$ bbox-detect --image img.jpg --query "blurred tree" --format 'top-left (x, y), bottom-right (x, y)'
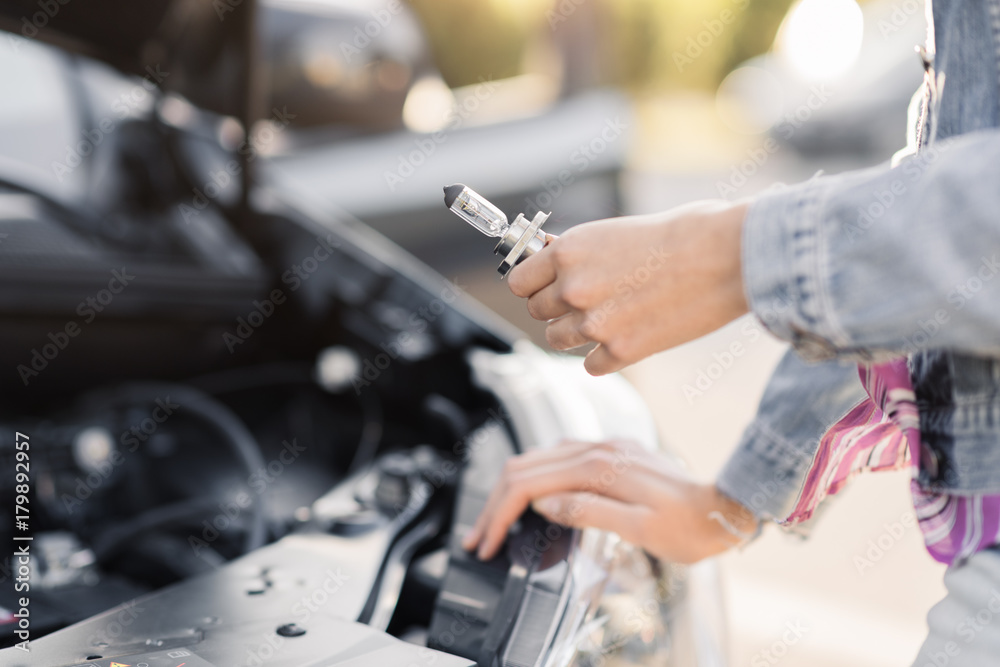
top-left (407, 0), bottom-right (548, 86)
top-left (723, 0), bottom-right (797, 76)
top-left (406, 0), bottom-right (800, 92)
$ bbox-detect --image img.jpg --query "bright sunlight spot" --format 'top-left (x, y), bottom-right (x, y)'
top-left (777, 0), bottom-right (864, 82)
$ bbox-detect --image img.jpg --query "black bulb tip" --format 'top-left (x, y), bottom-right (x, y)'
top-left (443, 183), bottom-right (466, 209)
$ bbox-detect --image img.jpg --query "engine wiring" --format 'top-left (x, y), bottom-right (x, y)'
top-left (79, 382), bottom-right (270, 556)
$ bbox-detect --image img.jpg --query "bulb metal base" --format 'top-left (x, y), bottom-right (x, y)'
top-left (494, 211), bottom-right (549, 278)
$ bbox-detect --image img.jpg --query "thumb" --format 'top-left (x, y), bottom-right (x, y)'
top-left (532, 492), bottom-right (648, 545)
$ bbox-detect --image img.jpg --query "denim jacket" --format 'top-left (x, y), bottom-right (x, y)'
top-left (717, 0), bottom-right (1000, 519)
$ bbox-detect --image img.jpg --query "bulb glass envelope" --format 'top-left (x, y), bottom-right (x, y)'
top-left (444, 183), bottom-right (510, 237)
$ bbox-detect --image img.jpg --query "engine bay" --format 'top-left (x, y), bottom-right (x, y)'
top-left (0, 339), bottom-right (683, 667)
top-left (0, 345), bottom-right (503, 651)
top-left (0, 4), bottom-right (723, 662)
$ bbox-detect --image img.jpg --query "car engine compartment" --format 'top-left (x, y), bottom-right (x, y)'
top-left (0, 2), bottom-right (726, 664)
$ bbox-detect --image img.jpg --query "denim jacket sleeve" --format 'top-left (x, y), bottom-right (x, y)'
top-left (743, 128), bottom-right (1000, 362)
top-left (715, 348), bottom-right (867, 520)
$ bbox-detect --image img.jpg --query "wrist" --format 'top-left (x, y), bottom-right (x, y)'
top-left (696, 483), bottom-right (761, 552)
top-left (717, 201), bottom-right (750, 320)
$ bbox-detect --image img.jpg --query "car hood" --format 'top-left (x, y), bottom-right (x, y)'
top-left (0, 0), bottom-right (249, 118)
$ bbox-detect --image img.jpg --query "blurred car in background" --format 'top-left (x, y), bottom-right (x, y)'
top-left (0, 2), bottom-right (721, 667)
top-left (258, 0), bottom-right (632, 267)
top-left (260, 0), bottom-right (434, 133)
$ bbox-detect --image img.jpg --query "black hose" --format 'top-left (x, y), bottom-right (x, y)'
top-left (91, 496), bottom-right (221, 561)
top-left (345, 387), bottom-right (384, 476)
top-left (82, 383), bottom-right (269, 555)
top-left (190, 362), bottom-right (386, 477)
top-left (188, 362), bottom-right (314, 395)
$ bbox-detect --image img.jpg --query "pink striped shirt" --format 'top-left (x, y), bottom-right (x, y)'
top-left (781, 360), bottom-right (1000, 565)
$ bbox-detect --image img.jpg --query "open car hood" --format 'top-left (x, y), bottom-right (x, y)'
top-left (0, 0), bottom-right (251, 118)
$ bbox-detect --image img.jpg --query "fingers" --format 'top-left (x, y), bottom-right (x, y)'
top-left (532, 492), bottom-right (649, 545)
top-left (584, 343), bottom-right (627, 376)
top-left (465, 445), bottom-right (654, 560)
top-left (461, 437), bottom-right (750, 566)
top-left (526, 282), bottom-right (571, 322)
top-left (508, 244), bottom-right (557, 298)
top-left (544, 313), bottom-right (590, 350)
top-left (461, 440), bottom-right (598, 552)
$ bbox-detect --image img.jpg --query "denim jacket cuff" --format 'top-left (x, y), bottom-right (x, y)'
top-left (716, 420), bottom-right (817, 522)
top-left (742, 181), bottom-right (841, 361)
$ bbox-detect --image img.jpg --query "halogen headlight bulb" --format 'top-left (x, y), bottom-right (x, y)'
top-left (443, 183), bottom-right (550, 278)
